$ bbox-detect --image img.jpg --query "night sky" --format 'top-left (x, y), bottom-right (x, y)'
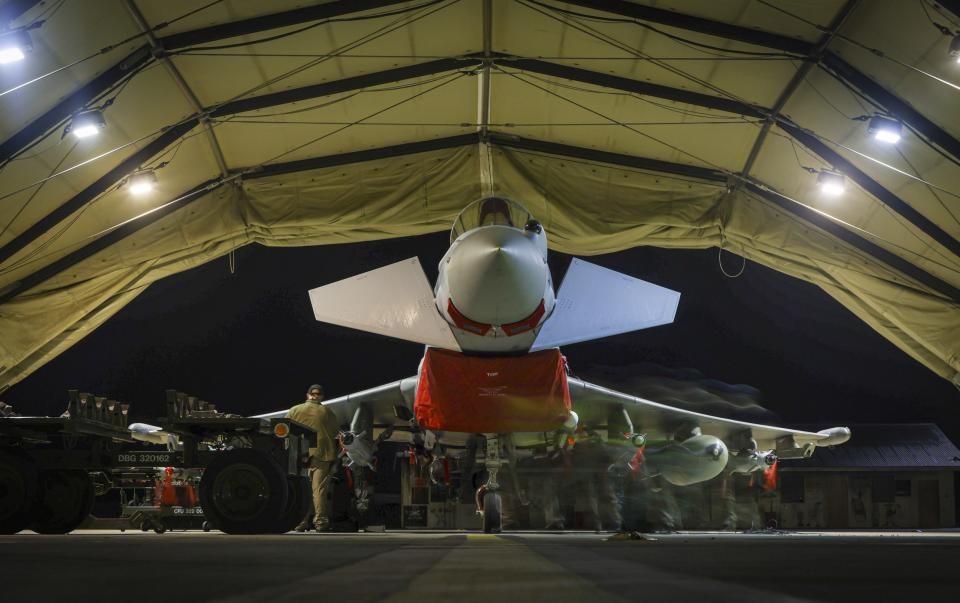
top-left (4, 231), bottom-right (959, 441)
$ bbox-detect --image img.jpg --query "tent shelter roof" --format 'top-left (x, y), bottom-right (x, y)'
top-left (0, 0), bottom-right (958, 391)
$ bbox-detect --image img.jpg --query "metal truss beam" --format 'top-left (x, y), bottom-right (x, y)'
top-left (246, 132), bottom-right (480, 179)
top-left (0, 119), bottom-right (198, 265)
top-left (505, 57), bottom-right (765, 118)
top-left (739, 1), bottom-right (858, 180)
top-left (0, 57), bottom-right (478, 265)
top-left (777, 118), bottom-right (960, 259)
top-left (0, 177), bottom-right (222, 305)
top-left (486, 132), bottom-right (727, 181)
top-left (560, 0), bottom-right (814, 54)
top-left (0, 0), bottom-right (410, 164)
top-left (745, 181), bottom-right (960, 302)
top-left (561, 0), bottom-right (960, 176)
top-left (210, 57), bottom-right (479, 118)
top-left (159, 0), bottom-right (411, 51)
top-left (5, 132), bottom-right (956, 305)
top-left (819, 54), bottom-right (960, 164)
top-left (502, 58), bottom-right (960, 259)
top-left (0, 133), bottom-right (481, 304)
top-left (491, 133), bottom-right (958, 302)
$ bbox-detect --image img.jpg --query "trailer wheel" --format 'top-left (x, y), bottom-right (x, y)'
top-left (31, 470), bottom-right (94, 534)
top-left (271, 476), bottom-right (310, 534)
top-left (0, 451), bottom-right (37, 534)
top-left (200, 449), bottom-right (289, 534)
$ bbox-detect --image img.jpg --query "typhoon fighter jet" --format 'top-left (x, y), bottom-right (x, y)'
top-left (261, 197), bottom-right (850, 532)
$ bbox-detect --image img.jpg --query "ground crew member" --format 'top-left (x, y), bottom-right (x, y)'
top-left (289, 384), bottom-right (340, 532)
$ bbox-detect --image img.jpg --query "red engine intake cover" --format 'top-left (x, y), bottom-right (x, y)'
top-left (414, 348), bottom-right (571, 433)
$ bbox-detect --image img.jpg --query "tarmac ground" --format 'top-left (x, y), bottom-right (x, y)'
top-left (1, 530), bottom-right (958, 602)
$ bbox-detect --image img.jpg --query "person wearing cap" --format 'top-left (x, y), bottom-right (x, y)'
top-left (288, 384), bottom-right (341, 532)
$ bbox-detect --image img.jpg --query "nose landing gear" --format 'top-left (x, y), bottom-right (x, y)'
top-left (476, 434), bottom-right (507, 534)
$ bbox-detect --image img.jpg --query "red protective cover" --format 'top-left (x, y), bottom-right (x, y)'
top-left (414, 348), bottom-right (572, 432)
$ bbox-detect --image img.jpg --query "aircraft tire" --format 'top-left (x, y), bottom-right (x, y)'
top-left (199, 448), bottom-right (289, 534)
top-left (0, 450), bottom-right (37, 534)
top-left (31, 470), bottom-right (94, 534)
top-left (482, 491), bottom-right (502, 534)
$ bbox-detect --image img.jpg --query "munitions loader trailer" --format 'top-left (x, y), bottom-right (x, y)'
top-left (0, 390), bottom-right (314, 535)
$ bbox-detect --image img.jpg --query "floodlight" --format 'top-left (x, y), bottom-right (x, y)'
top-left (817, 170), bottom-right (845, 197)
top-left (128, 170), bottom-right (158, 195)
top-left (867, 115), bottom-right (902, 144)
top-left (69, 110), bottom-right (106, 139)
top-left (951, 34), bottom-right (960, 63)
top-left (0, 29), bottom-right (31, 64)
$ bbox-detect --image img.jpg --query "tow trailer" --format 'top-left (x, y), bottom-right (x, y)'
top-left (0, 390), bottom-right (314, 534)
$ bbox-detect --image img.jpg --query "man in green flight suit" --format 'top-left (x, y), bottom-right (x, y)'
top-left (290, 384), bottom-right (341, 532)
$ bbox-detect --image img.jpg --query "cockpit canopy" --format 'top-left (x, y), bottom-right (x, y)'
top-left (450, 197), bottom-right (535, 244)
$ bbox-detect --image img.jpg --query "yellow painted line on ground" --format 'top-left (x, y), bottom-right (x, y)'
top-left (465, 533), bottom-right (505, 542)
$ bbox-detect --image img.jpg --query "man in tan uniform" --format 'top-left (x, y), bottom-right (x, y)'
top-left (289, 384), bottom-right (341, 532)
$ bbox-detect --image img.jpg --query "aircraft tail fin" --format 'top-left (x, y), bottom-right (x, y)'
top-left (531, 258), bottom-right (679, 351)
top-left (308, 257), bottom-right (461, 351)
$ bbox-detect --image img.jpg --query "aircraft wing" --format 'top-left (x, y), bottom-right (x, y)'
top-left (569, 377), bottom-right (850, 455)
top-left (254, 377), bottom-right (419, 427)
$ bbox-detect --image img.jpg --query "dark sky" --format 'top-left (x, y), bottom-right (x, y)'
top-left (4, 232), bottom-right (959, 440)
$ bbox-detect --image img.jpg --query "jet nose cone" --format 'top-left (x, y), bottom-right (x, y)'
top-left (446, 226), bottom-right (547, 325)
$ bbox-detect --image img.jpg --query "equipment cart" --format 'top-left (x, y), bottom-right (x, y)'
top-left (0, 390), bottom-right (314, 534)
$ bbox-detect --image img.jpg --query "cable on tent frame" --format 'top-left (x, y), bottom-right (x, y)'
top-left (500, 63), bottom-right (960, 281)
top-left (174, 51), bottom-right (800, 62)
top-left (0, 0), bottom-right (457, 199)
top-left (717, 247), bottom-right (746, 278)
top-left (763, 0), bottom-right (960, 94)
top-left (0, 0), bottom-right (454, 173)
top-left (0, 71), bottom-right (466, 275)
top-left (0, 0), bottom-right (223, 101)
top-left (817, 64), bottom-right (960, 173)
top-left (515, 0), bottom-right (757, 107)
top-left (167, 0), bottom-right (447, 55)
top-left (498, 68), bottom-right (759, 122)
top-left (523, 0), bottom-right (805, 59)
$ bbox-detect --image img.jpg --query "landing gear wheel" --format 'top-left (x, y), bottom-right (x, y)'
top-left (270, 476), bottom-right (310, 534)
top-left (482, 491), bottom-right (502, 534)
top-left (0, 451), bottom-right (36, 534)
top-left (199, 449), bottom-right (289, 534)
top-left (31, 470), bottom-right (94, 534)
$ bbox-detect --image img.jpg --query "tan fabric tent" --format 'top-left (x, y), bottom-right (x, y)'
top-left (0, 0), bottom-right (958, 392)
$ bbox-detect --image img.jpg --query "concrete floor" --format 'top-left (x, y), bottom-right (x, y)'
top-left (1, 531), bottom-right (958, 602)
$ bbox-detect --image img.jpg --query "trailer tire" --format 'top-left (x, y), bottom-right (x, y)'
top-left (272, 476), bottom-right (310, 534)
top-left (200, 449), bottom-right (289, 534)
top-left (0, 451), bottom-right (36, 534)
top-left (31, 470), bottom-right (94, 534)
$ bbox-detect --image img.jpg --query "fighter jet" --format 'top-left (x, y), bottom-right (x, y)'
top-left (260, 197), bottom-right (850, 532)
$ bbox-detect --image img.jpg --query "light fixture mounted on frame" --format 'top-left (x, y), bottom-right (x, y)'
top-left (127, 170), bottom-right (158, 196)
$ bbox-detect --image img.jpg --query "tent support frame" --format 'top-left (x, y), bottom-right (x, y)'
top-left (3, 133), bottom-right (957, 306)
top-left (561, 0), bottom-right (960, 170)
top-left (0, 1), bottom-right (412, 165)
